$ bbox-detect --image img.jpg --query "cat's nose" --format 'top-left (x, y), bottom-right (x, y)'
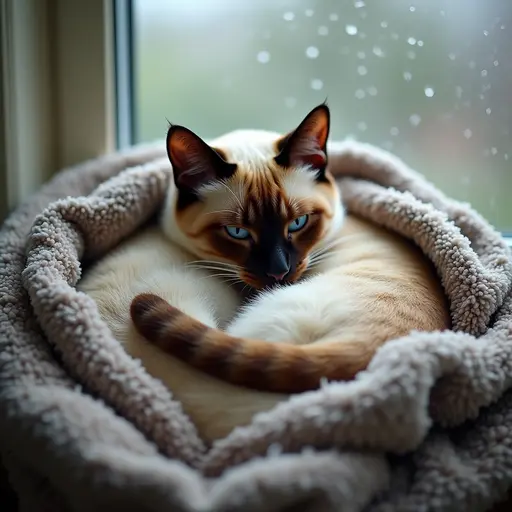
top-left (267, 246), bottom-right (290, 282)
top-left (267, 271), bottom-right (288, 281)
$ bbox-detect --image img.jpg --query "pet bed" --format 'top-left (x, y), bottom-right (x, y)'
top-left (1, 138), bottom-right (512, 511)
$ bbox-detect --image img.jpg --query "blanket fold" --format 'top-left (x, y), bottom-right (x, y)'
top-left (1, 138), bottom-right (511, 511)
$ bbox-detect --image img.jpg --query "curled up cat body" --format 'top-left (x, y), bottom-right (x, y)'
top-left (79, 104), bottom-right (450, 442)
top-left (132, 218), bottom-right (450, 394)
top-left (130, 104), bottom-right (451, 395)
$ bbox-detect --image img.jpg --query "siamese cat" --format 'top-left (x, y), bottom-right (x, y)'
top-left (80, 104), bottom-right (450, 442)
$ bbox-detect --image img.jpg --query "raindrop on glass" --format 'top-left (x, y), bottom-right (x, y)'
top-left (448, 53), bottom-right (456, 61)
top-left (407, 50), bottom-right (416, 60)
top-left (493, 60), bottom-right (499, 67)
top-left (354, 0), bottom-right (365, 8)
top-left (257, 51), bottom-right (270, 64)
top-left (409, 6), bottom-right (416, 12)
top-left (455, 86), bottom-right (463, 99)
top-left (409, 114), bottom-right (421, 126)
top-left (283, 12), bottom-right (295, 21)
top-left (310, 78), bottom-right (324, 90)
top-left (372, 46), bottom-right (385, 57)
top-left (407, 37), bottom-right (417, 45)
top-left (391, 32), bottom-right (399, 40)
top-left (403, 71), bottom-right (412, 81)
top-left (367, 86), bottom-right (378, 96)
top-left (305, 9), bottom-right (314, 17)
top-left (318, 25), bottom-right (329, 36)
top-left (285, 97), bottom-right (297, 108)
top-left (329, 13), bottom-right (339, 21)
top-left (357, 51), bottom-right (366, 59)
top-left (390, 127), bottom-right (400, 136)
top-left (417, 40), bottom-right (424, 47)
top-left (357, 121), bottom-right (367, 131)
top-left (380, 21), bottom-right (388, 28)
top-left (481, 70), bottom-right (488, 77)
top-left (491, 147), bottom-right (498, 155)
top-left (345, 24), bottom-right (358, 35)
top-left (440, 10), bottom-right (445, 16)
top-left (463, 128), bottom-right (472, 139)
top-left (306, 46), bottom-right (320, 59)
top-left (357, 65), bottom-right (368, 76)
top-left (355, 89), bottom-right (366, 99)
top-left (424, 87), bottom-right (435, 97)
top-left (486, 107), bottom-right (492, 115)
top-left (505, 154), bottom-right (509, 161)
top-left (483, 29), bottom-right (489, 36)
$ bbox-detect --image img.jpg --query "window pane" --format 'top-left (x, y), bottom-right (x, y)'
top-left (133, 0), bottom-right (511, 230)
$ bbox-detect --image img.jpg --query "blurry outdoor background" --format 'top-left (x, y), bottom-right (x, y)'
top-left (132, 0), bottom-right (511, 231)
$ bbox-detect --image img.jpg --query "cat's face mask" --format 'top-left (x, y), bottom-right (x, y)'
top-left (165, 104), bottom-right (343, 290)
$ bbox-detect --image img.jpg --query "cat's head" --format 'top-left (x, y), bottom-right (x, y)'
top-left (162, 104), bottom-right (344, 289)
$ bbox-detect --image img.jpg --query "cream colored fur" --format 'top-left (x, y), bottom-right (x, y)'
top-left (79, 129), bottom-right (342, 443)
top-left (78, 225), bottom-right (292, 443)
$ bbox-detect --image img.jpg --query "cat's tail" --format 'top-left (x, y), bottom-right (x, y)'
top-left (130, 293), bottom-right (378, 393)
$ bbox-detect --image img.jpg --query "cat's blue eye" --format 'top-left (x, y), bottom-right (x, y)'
top-left (288, 214), bottom-right (309, 233)
top-left (225, 226), bottom-right (251, 240)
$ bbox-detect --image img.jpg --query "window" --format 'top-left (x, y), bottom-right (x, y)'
top-left (129, 0), bottom-right (511, 232)
top-left (1, 0), bottom-right (115, 220)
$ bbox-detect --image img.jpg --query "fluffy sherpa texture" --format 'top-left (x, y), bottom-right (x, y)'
top-left (1, 139), bottom-right (512, 511)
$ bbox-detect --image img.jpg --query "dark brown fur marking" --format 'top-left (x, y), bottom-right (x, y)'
top-left (131, 294), bottom-right (206, 362)
top-left (130, 294), bottom-right (363, 393)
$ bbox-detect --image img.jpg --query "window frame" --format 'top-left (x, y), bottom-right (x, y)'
top-left (0, 0), bottom-right (116, 221)
top-left (113, 0), bottom-right (136, 148)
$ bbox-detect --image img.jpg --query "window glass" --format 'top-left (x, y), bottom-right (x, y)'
top-left (133, 0), bottom-right (511, 230)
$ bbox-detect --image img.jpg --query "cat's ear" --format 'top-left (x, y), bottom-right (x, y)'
top-left (166, 125), bottom-right (237, 191)
top-left (275, 104), bottom-right (330, 179)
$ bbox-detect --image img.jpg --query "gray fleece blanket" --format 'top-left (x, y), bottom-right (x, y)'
top-left (1, 139), bottom-right (512, 512)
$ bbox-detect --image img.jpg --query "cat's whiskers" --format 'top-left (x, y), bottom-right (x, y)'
top-left (198, 273), bottom-right (245, 289)
top-left (218, 179), bottom-right (245, 212)
top-left (190, 267), bottom-right (240, 278)
top-left (307, 239), bottom-right (345, 268)
top-left (309, 238), bottom-right (345, 259)
top-left (186, 260), bottom-right (242, 274)
top-left (186, 259), bottom-right (243, 283)
top-left (187, 263), bottom-right (240, 271)
top-left (186, 259), bottom-right (241, 268)
top-left (308, 255), bottom-right (335, 269)
top-left (288, 197), bottom-right (306, 212)
top-left (308, 250), bottom-right (336, 264)
top-left (204, 208), bottom-right (239, 218)
top-left (199, 272), bottom-right (239, 280)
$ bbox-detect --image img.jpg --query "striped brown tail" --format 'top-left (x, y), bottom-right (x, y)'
top-left (130, 293), bottom-right (376, 393)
